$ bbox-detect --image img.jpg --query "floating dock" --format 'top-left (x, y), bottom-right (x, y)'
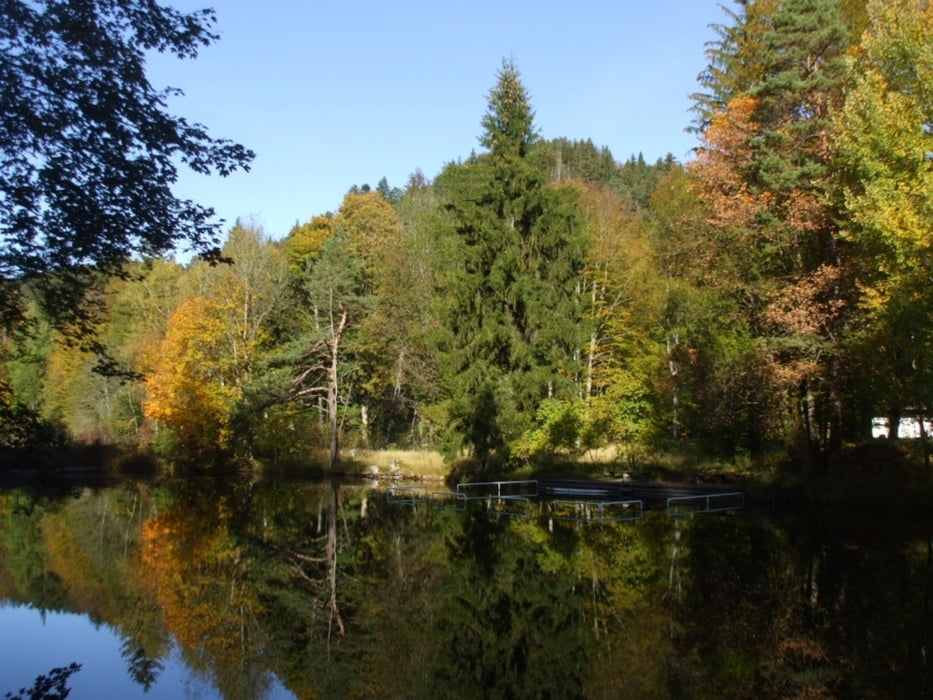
top-left (387, 478), bottom-right (744, 520)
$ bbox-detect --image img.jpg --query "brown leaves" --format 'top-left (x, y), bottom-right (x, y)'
top-left (690, 96), bottom-right (771, 233)
top-left (764, 264), bottom-right (848, 340)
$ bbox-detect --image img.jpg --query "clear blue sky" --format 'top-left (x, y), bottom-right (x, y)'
top-left (148, 1), bottom-right (727, 240)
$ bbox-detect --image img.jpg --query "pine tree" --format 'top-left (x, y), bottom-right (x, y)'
top-left (690, 0), bottom-right (856, 454)
top-left (433, 60), bottom-right (588, 466)
top-left (691, 0), bottom-right (780, 132)
top-left (478, 59), bottom-right (538, 159)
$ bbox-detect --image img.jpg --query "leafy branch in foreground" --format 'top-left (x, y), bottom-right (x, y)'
top-left (3, 662), bottom-right (82, 700)
top-left (0, 1), bottom-right (253, 340)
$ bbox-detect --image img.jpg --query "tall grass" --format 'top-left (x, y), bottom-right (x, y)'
top-left (350, 449), bottom-right (448, 478)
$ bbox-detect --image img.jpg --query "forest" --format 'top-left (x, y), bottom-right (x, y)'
top-left (2, 0), bottom-right (932, 478)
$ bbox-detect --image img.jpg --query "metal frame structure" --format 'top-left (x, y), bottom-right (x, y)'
top-left (666, 492), bottom-right (745, 516)
top-left (548, 499), bottom-right (644, 523)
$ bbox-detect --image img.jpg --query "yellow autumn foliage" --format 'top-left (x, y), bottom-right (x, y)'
top-left (143, 295), bottom-right (241, 453)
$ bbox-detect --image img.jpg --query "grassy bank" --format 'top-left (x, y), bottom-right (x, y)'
top-left (342, 441), bottom-right (933, 511)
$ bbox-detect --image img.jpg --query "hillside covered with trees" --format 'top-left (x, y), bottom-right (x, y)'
top-left (2, 0), bottom-right (932, 477)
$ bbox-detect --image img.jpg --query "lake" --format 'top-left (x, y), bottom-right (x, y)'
top-left (1, 474), bottom-right (931, 698)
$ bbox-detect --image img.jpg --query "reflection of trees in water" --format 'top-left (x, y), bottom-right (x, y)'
top-left (0, 484), bottom-right (171, 691)
top-left (672, 511), bottom-right (933, 698)
top-left (121, 642), bottom-right (164, 692)
top-left (344, 506), bottom-right (682, 698)
top-left (3, 481), bottom-right (933, 697)
top-left (427, 514), bottom-right (590, 697)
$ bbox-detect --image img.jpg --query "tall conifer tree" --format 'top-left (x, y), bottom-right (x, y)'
top-left (691, 0), bottom-right (856, 455)
top-left (433, 59), bottom-right (588, 466)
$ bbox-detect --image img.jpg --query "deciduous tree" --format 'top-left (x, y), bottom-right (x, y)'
top-left (575, 181), bottom-right (661, 454)
top-left (143, 295), bottom-right (241, 459)
top-left (0, 0), bottom-right (253, 338)
top-left (835, 0), bottom-right (933, 436)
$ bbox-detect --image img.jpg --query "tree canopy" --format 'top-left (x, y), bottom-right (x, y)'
top-left (433, 59), bottom-right (589, 466)
top-left (0, 0), bottom-right (253, 330)
top-left (6, 2), bottom-right (933, 475)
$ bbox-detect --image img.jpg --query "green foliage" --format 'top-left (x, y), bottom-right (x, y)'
top-left (239, 402), bottom-right (322, 463)
top-left (0, 498), bottom-right (69, 608)
top-left (687, 0), bottom-right (861, 455)
top-left (613, 152), bottom-right (679, 209)
top-left (284, 226), bottom-right (369, 465)
top-left (424, 515), bottom-right (592, 698)
top-left (4, 306), bottom-right (54, 411)
top-left (282, 216), bottom-right (334, 274)
top-left (833, 0), bottom-right (933, 428)
top-left (433, 61), bottom-right (589, 465)
top-left (0, 0), bottom-right (252, 339)
top-left (375, 176), bottom-right (403, 204)
top-left (511, 398), bottom-right (584, 461)
top-left (529, 137), bottom-right (618, 185)
top-left (479, 58), bottom-right (538, 159)
top-left (692, 0), bottom-right (779, 131)
top-left (4, 0), bottom-right (930, 469)
top-left (4, 475), bottom-right (933, 697)
top-left (0, 384), bottom-right (61, 453)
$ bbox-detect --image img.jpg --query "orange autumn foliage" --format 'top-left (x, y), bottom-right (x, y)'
top-left (689, 96), bottom-right (772, 234)
top-left (139, 506), bottom-right (262, 675)
top-left (143, 295), bottom-right (241, 453)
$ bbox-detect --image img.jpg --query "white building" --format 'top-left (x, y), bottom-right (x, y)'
top-left (871, 416), bottom-right (933, 439)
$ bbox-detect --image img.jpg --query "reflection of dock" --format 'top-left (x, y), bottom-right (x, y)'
top-left (386, 478), bottom-right (744, 520)
top-left (540, 479), bottom-right (744, 513)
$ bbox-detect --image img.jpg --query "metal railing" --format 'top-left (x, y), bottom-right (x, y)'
top-left (429, 491), bottom-right (467, 511)
top-left (548, 499), bottom-right (644, 523)
top-left (385, 486), bottom-right (428, 505)
top-left (455, 480), bottom-right (539, 499)
top-left (666, 491), bottom-right (745, 516)
top-left (386, 481), bottom-right (745, 521)
top-left (484, 496), bottom-right (533, 517)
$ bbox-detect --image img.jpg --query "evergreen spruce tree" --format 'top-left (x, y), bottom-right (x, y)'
top-left (690, 0), bottom-right (857, 454)
top-left (433, 59), bottom-right (588, 467)
top-left (691, 0), bottom-right (780, 132)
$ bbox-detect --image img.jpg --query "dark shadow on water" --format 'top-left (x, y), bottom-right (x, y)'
top-left (3, 663), bottom-right (81, 700)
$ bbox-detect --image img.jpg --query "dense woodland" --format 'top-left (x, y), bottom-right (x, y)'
top-left (2, 0), bottom-right (933, 474)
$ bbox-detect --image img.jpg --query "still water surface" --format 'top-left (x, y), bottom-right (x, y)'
top-left (0, 475), bottom-right (931, 699)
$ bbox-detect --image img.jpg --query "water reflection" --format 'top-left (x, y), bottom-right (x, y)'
top-left (0, 476), bottom-right (931, 698)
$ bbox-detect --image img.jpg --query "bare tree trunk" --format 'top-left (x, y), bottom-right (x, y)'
top-left (360, 403), bottom-right (369, 449)
top-left (887, 409), bottom-right (902, 440)
top-left (328, 340), bottom-right (339, 468)
top-left (327, 483), bottom-right (345, 637)
top-left (668, 517), bottom-right (682, 640)
top-left (667, 332), bottom-right (680, 439)
top-left (800, 381), bottom-right (816, 450)
top-left (586, 329), bottom-right (597, 403)
top-left (919, 408), bottom-right (930, 471)
top-left (326, 309), bottom-right (348, 469)
top-left (291, 298), bottom-right (349, 469)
